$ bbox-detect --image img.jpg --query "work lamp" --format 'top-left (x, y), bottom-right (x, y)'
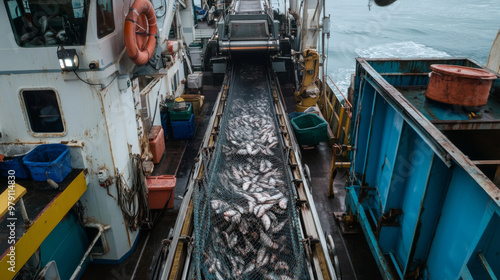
top-left (57, 46), bottom-right (79, 71)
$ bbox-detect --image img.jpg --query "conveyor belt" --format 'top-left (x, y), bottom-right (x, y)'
top-left (192, 58), bottom-right (308, 279)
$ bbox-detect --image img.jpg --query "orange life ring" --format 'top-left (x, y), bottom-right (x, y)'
top-left (124, 0), bottom-right (157, 65)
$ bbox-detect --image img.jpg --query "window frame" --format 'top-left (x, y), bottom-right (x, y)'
top-left (96, 0), bottom-right (115, 39)
top-left (4, 0), bottom-right (90, 47)
top-left (19, 88), bottom-right (66, 137)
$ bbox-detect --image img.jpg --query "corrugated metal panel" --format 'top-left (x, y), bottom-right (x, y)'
top-left (347, 58), bottom-right (500, 279)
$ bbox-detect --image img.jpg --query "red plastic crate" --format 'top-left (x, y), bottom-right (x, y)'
top-left (148, 126), bottom-right (165, 164)
top-left (146, 175), bottom-right (176, 209)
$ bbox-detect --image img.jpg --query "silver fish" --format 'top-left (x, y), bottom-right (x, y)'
top-left (242, 181), bottom-right (251, 191)
top-left (271, 219), bottom-right (288, 233)
top-left (258, 252), bottom-right (270, 268)
top-left (260, 230), bottom-right (278, 249)
top-left (278, 197), bottom-right (288, 209)
top-left (261, 214), bottom-right (271, 231)
top-left (257, 203), bottom-right (273, 218)
top-left (256, 247), bottom-right (266, 264)
top-left (239, 219), bottom-right (249, 234)
top-left (275, 261), bottom-right (289, 271)
top-left (242, 262), bottom-right (256, 274)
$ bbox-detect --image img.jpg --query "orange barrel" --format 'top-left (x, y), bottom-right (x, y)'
top-left (426, 64), bottom-right (497, 107)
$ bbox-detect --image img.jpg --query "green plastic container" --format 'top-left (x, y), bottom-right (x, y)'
top-left (164, 97), bottom-right (176, 108)
top-left (291, 113), bottom-right (328, 146)
top-left (170, 103), bottom-right (193, 121)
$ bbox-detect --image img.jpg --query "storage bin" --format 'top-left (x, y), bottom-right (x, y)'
top-left (171, 114), bottom-right (195, 139)
top-left (162, 98), bottom-right (175, 110)
top-left (0, 145), bottom-right (32, 179)
top-left (288, 112), bottom-right (305, 120)
top-left (170, 102), bottom-right (193, 121)
top-left (187, 72), bottom-right (203, 89)
top-left (291, 113), bottom-right (328, 146)
top-left (23, 144), bottom-right (71, 183)
top-left (149, 126), bottom-right (165, 164)
top-left (180, 94), bottom-right (204, 117)
top-left (0, 156), bottom-right (30, 179)
top-left (146, 175), bottom-right (176, 209)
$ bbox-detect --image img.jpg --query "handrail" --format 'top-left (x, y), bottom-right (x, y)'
top-left (326, 75), bottom-right (353, 110)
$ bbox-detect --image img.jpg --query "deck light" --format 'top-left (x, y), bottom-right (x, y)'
top-left (57, 46), bottom-right (79, 71)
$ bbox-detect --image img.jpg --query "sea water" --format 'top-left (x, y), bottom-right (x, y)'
top-left (325, 0), bottom-right (500, 94)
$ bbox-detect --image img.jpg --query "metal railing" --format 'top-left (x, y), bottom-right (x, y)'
top-left (318, 75), bottom-right (352, 145)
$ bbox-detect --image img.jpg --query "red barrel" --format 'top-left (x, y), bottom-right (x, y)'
top-left (426, 64), bottom-right (497, 106)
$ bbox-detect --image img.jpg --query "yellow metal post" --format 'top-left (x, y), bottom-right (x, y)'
top-left (328, 145), bottom-right (353, 198)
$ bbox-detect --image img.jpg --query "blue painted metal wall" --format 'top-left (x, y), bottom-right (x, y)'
top-left (40, 212), bottom-right (89, 280)
top-left (347, 58), bottom-right (500, 279)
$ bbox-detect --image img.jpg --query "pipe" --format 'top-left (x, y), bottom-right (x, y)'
top-left (69, 223), bottom-right (111, 280)
top-left (18, 198), bottom-right (31, 224)
top-left (182, 47), bottom-right (194, 74)
top-left (219, 40), bottom-right (280, 54)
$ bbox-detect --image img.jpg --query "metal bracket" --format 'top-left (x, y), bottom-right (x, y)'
top-left (178, 235), bottom-right (193, 244)
top-left (406, 266), bottom-right (422, 279)
top-left (359, 183), bottom-right (375, 201)
top-left (296, 198), bottom-right (308, 207)
top-left (380, 208), bottom-right (403, 226)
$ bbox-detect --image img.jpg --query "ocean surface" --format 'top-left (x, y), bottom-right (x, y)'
top-left (323, 0), bottom-right (500, 94)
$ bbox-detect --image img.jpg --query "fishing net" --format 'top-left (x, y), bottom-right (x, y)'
top-left (193, 60), bottom-right (308, 279)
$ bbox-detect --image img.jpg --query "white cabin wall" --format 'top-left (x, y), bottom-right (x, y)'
top-left (0, 0), bottom-right (186, 262)
top-left (179, 0), bottom-right (196, 46)
top-left (141, 60), bottom-right (186, 128)
top-left (0, 71), bottom-right (140, 260)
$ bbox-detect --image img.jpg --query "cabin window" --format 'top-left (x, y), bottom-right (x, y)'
top-left (4, 0), bottom-right (89, 47)
top-left (96, 0), bottom-right (114, 39)
top-left (22, 89), bottom-right (64, 133)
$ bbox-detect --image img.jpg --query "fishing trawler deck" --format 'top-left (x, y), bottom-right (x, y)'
top-left (82, 81), bottom-right (381, 279)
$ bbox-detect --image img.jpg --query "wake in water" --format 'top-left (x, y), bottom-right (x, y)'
top-left (328, 41), bottom-right (450, 98)
top-left (355, 41), bottom-right (450, 58)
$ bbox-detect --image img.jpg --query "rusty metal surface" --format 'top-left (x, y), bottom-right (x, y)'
top-left (357, 56), bottom-right (500, 206)
top-left (396, 86), bottom-right (500, 130)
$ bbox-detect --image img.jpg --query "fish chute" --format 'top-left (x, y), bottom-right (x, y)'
top-left (192, 59), bottom-right (308, 279)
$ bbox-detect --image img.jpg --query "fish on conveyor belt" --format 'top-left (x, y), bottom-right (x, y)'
top-left (197, 64), bottom-right (305, 279)
top-left (222, 98), bottom-right (279, 157)
top-left (203, 127), bottom-right (296, 276)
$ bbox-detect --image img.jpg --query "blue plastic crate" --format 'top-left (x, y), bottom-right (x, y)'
top-left (0, 146), bottom-right (33, 179)
top-left (23, 144), bottom-right (71, 183)
top-left (171, 114), bottom-right (195, 139)
top-left (0, 155), bottom-right (30, 179)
